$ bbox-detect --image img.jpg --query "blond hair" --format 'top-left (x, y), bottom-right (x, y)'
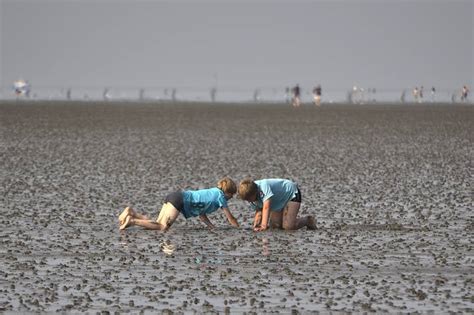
top-left (217, 177), bottom-right (237, 195)
top-left (238, 178), bottom-right (258, 200)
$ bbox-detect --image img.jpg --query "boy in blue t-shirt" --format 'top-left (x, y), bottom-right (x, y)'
top-left (238, 178), bottom-right (316, 232)
top-left (119, 177), bottom-right (240, 231)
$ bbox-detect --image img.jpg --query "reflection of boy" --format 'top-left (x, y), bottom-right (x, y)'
top-left (119, 177), bottom-right (239, 231)
top-left (238, 178), bottom-right (316, 232)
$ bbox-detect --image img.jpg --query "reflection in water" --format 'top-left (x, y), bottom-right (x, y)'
top-left (262, 237), bottom-right (270, 256)
top-left (194, 251), bottom-right (224, 266)
top-left (118, 234), bottom-right (176, 256)
top-left (160, 240), bottom-right (176, 255)
top-left (119, 233), bottom-right (132, 248)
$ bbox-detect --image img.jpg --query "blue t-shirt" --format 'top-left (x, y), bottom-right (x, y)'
top-left (182, 187), bottom-right (228, 219)
top-left (250, 179), bottom-right (298, 212)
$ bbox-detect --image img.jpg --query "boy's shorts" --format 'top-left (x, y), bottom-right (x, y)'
top-left (290, 187), bottom-right (302, 203)
top-left (164, 191), bottom-right (184, 213)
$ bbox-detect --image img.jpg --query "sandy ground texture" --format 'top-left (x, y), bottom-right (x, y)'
top-left (0, 101), bottom-right (473, 313)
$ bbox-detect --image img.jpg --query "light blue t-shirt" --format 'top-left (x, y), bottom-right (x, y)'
top-left (250, 179), bottom-right (298, 212)
top-left (182, 187), bottom-right (228, 219)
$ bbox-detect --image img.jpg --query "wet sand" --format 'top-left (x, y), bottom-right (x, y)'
top-left (0, 101), bottom-right (473, 313)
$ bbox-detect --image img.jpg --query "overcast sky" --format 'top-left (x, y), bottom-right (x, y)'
top-left (1, 0), bottom-right (473, 91)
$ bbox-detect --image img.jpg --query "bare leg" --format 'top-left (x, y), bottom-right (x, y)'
top-left (307, 216), bottom-right (317, 230)
top-left (120, 203), bottom-right (180, 231)
top-left (155, 203), bottom-right (180, 231)
top-left (128, 217), bottom-right (164, 230)
top-left (270, 210), bottom-right (283, 229)
top-left (282, 201), bottom-right (315, 230)
top-left (119, 206), bottom-right (149, 225)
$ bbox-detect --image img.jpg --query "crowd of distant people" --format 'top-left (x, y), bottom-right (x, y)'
top-left (284, 83), bottom-right (469, 106)
top-left (9, 80), bottom-right (470, 104)
top-left (411, 85), bottom-right (469, 103)
top-left (284, 84), bottom-right (322, 107)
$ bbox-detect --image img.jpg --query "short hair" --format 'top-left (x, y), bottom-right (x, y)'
top-left (238, 178), bottom-right (258, 200)
top-left (217, 177), bottom-right (237, 195)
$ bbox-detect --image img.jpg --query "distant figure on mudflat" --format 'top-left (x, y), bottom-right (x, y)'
top-left (412, 87), bottom-right (419, 103)
top-left (103, 88), bottom-right (110, 101)
top-left (461, 85), bottom-right (469, 102)
top-left (119, 177), bottom-right (239, 231)
top-left (285, 87), bottom-right (291, 103)
top-left (312, 84), bottom-right (322, 106)
top-left (210, 87), bottom-right (217, 102)
top-left (253, 89), bottom-right (260, 102)
top-left (400, 89), bottom-right (406, 103)
top-left (351, 86), bottom-right (362, 104)
top-left (347, 90), bottom-right (353, 104)
top-left (419, 86), bottom-right (424, 103)
top-left (431, 87), bottom-right (436, 102)
top-left (171, 88), bottom-right (177, 102)
top-left (291, 84), bottom-right (301, 107)
top-left (368, 88), bottom-right (377, 103)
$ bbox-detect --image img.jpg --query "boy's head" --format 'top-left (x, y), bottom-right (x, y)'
top-left (238, 178), bottom-right (258, 202)
top-left (217, 177), bottom-right (237, 199)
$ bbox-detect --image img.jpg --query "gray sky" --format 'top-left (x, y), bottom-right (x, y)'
top-left (1, 0), bottom-right (473, 92)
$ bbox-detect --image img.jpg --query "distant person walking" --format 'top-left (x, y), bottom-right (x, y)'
top-left (461, 85), bottom-right (469, 102)
top-left (412, 87), bottom-right (419, 103)
top-left (431, 86), bottom-right (436, 102)
top-left (419, 86), bottom-right (424, 103)
top-left (285, 87), bottom-right (291, 103)
top-left (171, 88), bottom-right (177, 102)
top-left (292, 84), bottom-right (301, 107)
top-left (400, 89), bottom-right (406, 103)
top-left (253, 89), bottom-right (260, 102)
top-left (210, 87), bottom-right (217, 102)
top-left (103, 88), bottom-right (110, 101)
top-left (312, 84), bottom-right (322, 106)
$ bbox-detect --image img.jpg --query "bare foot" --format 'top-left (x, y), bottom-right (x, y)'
top-left (119, 215), bottom-right (133, 230)
top-left (307, 216), bottom-right (317, 230)
top-left (119, 207), bottom-right (132, 225)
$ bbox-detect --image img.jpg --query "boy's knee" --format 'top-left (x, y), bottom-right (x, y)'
top-left (271, 221), bottom-right (282, 229)
top-left (282, 221), bottom-right (296, 230)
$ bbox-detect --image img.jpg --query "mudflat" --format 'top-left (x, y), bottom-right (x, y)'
top-left (0, 101), bottom-right (472, 313)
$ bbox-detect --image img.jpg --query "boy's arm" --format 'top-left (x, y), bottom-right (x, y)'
top-left (222, 207), bottom-right (239, 227)
top-left (253, 210), bottom-right (262, 229)
top-left (199, 214), bottom-right (215, 229)
top-left (254, 200), bottom-right (271, 232)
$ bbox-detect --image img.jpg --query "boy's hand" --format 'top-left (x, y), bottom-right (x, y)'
top-left (253, 211), bottom-right (262, 228)
top-left (254, 225), bottom-right (268, 232)
top-left (230, 217), bottom-right (240, 227)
